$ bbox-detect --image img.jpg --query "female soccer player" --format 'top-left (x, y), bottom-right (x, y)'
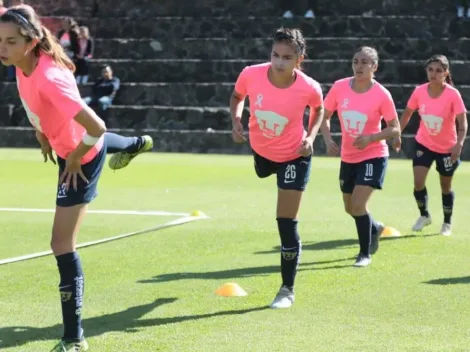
top-left (230, 27), bottom-right (324, 309)
top-left (0, 6), bottom-right (152, 351)
top-left (321, 46), bottom-right (400, 267)
top-left (393, 55), bottom-right (467, 236)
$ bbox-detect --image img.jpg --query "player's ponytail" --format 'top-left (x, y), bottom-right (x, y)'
top-left (445, 71), bottom-right (454, 86)
top-left (35, 25), bottom-right (75, 72)
top-left (0, 5), bottom-right (75, 72)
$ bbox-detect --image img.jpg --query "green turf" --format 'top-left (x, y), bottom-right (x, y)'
top-left (0, 149), bottom-right (469, 352)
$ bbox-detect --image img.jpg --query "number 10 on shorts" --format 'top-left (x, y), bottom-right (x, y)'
top-left (365, 163), bottom-right (373, 178)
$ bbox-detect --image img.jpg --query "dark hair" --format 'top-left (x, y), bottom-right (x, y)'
top-left (425, 54), bottom-right (454, 86)
top-left (273, 27), bottom-right (306, 69)
top-left (354, 46), bottom-right (379, 65)
top-left (0, 5), bottom-right (75, 72)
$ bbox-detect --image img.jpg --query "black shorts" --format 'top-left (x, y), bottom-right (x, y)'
top-left (253, 151), bottom-right (312, 191)
top-left (56, 142), bottom-right (106, 207)
top-left (413, 141), bottom-right (460, 177)
top-left (339, 157), bottom-right (388, 194)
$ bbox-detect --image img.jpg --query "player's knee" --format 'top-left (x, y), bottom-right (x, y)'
top-left (277, 218), bottom-right (301, 255)
top-left (50, 233), bottom-right (74, 256)
top-left (440, 181), bottom-right (452, 194)
top-left (350, 201), bottom-right (367, 216)
top-left (344, 203), bottom-right (353, 216)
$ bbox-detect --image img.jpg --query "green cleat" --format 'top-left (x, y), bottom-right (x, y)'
top-left (108, 135), bottom-right (154, 170)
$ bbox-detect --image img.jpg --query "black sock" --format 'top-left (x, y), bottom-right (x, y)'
top-left (277, 218), bottom-right (301, 289)
top-left (104, 132), bottom-right (142, 154)
top-left (353, 214), bottom-right (372, 257)
top-left (442, 191), bottom-right (455, 224)
top-left (56, 252), bottom-right (84, 341)
top-left (414, 188), bottom-right (429, 217)
top-left (370, 216), bottom-right (379, 236)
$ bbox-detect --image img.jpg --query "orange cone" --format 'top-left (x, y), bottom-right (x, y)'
top-left (215, 283), bottom-right (247, 297)
top-left (381, 226), bottom-right (401, 237)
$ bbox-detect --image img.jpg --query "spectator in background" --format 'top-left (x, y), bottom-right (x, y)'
top-left (456, 0), bottom-right (470, 18)
top-left (75, 26), bottom-right (94, 85)
top-left (56, 17), bottom-right (79, 59)
top-left (83, 65), bottom-right (120, 125)
top-left (281, 0), bottom-right (316, 18)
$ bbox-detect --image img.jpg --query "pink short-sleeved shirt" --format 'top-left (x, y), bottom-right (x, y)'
top-left (16, 54), bottom-right (103, 164)
top-left (407, 83), bottom-right (466, 154)
top-left (323, 77), bottom-right (397, 163)
top-left (234, 62), bottom-right (323, 163)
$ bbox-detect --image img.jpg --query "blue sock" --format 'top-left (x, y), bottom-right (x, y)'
top-left (442, 191), bottom-right (455, 224)
top-left (56, 252), bottom-right (84, 341)
top-left (353, 214), bottom-right (372, 256)
top-left (104, 132), bottom-right (142, 154)
top-left (277, 218), bottom-right (301, 289)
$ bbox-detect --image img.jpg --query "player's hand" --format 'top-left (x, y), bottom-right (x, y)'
top-left (298, 137), bottom-right (313, 157)
top-left (59, 154), bottom-right (89, 191)
top-left (392, 136), bottom-right (402, 152)
top-left (451, 143), bottom-right (462, 163)
top-left (325, 139), bottom-right (340, 156)
top-left (36, 131), bottom-right (56, 165)
top-left (353, 135), bottom-right (372, 150)
top-left (232, 120), bottom-right (246, 143)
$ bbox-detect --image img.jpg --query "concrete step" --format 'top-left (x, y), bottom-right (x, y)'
top-left (31, 0), bottom-right (456, 17)
top-left (0, 126), bottom-right (252, 155)
top-left (92, 37), bottom-right (470, 61)
top-left (77, 59), bottom-right (470, 84)
top-left (41, 16), bottom-right (469, 40)
top-left (0, 104), bottom-right (420, 134)
top-left (93, 0), bottom-right (454, 17)
top-left (4, 82), bottom-right (470, 110)
top-left (0, 126), bottom-right (455, 159)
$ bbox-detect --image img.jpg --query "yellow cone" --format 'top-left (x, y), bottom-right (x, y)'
top-left (381, 226), bottom-right (401, 237)
top-left (215, 283), bottom-right (247, 297)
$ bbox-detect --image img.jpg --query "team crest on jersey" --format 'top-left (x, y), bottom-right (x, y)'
top-left (254, 110), bottom-right (289, 138)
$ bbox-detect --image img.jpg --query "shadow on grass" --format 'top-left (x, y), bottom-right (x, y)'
top-left (424, 276), bottom-right (470, 285)
top-left (0, 298), bottom-right (267, 348)
top-left (254, 233), bottom-right (440, 255)
top-left (138, 257), bottom-right (354, 284)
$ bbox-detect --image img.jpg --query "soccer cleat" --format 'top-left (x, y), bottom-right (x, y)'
top-left (412, 215), bottom-right (432, 232)
top-left (370, 221), bottom-right (385, 255)
top-left (353, 253), bottom-right (371, 267)
top-left (440, 223), bottom-right (452, 236)
top-left (270, 285), bottom-right (295, 309)
top-left (50, 331), bottom-right (89, 352)
top-left (108, 135), bottom-right (153, 170)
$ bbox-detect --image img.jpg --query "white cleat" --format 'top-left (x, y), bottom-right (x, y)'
top-left (440, 223), bottom-right (452, 236)
top-left (270, 286), bottom-right (295, 309)
top-left (412, 215), bottom-right (432, 232)
top-left (353, 254), bottom-right (372, 267)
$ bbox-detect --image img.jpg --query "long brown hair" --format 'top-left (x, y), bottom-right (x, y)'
top-left (0, 5), bottom-right (75, 72)
top-left (425, 54), bottom-right (454, 86)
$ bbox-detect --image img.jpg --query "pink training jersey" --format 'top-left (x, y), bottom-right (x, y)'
top-left (324, 77), bottom-right (397, 163)
top-left (16, 54), bottom-right (103, 164)
top-left (407, 83), bottom-right (466, 154)
top-left (234, 62), bottom-right (323, 163)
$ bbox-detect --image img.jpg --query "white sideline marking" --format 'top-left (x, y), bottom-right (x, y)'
top-left (0, 213), bottom-right (209, 266)
top-left (0, 207), bottom-right (189, 217)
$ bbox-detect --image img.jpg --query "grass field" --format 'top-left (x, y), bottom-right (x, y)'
top-left (0, 149), bottom-right (469, 352)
